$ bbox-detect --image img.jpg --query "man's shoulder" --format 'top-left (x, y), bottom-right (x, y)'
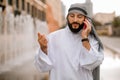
top-left (46, 28), bottom-right (66, 42)
top-left (48, 28), bottom-right (65, 37)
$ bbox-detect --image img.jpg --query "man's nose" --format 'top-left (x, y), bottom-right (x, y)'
top-left (73, 16), bottom-right (78, 22)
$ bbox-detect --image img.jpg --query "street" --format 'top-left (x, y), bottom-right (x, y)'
top-left (100, 36), bottom-right (120, 80)
top-left (100, 47), bottom-right (120, 80)
top-left (0, 55), bottom-right (49, 80)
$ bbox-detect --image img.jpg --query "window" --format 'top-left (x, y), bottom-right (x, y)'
top-left (34, 7), bottom-right (37, 18)
top-left (22, 0), bottom-right (25, 10)
top-left (38, 10), bottom-right (42, 20)
top-left (0, 0), bottom-right (3, 3)
top-left (31, 6), bottom-right (34, 17)
top-left (0, 11), bottom-right (4, 34)
top-left (27, 2), bottom-right (30, 14)
top-left (8, 0), bottom-right (13, 5)
top-left (16, 0), bottom-right (19, 9)
top-left (41, 11), bottom-right (46, 21)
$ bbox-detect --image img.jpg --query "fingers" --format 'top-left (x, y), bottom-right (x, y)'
top-left (37, 32), bottom-right (48, 46)
top-left (85, 19), bottom-right (90, 24)
top-left (84, 19), bottom-right (90, 27)
top-left (38, 32), bottom-right (42, 39)
top-left (38, 32), bottom-right (47, 41)
top-left (42, 35), bottom-right (48, 43)
top-left (83, 19), bottom-right (91, 31)
top-left (37, 32), bottom-right (48, 54)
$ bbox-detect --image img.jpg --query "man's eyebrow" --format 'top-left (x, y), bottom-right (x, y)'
top-left (78, 14), bottom-right (84, 16)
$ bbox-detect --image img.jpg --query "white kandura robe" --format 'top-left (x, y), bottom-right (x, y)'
top-left (35, 26), bottom-right (104, 80)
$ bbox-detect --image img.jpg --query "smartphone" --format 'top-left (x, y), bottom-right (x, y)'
top-left (83, 23), bottom-right (87, 30)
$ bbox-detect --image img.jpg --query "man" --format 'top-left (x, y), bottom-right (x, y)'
top-left (35, 3), bottom-right (104, 80)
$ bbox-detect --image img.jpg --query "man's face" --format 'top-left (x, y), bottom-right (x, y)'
top-left (67, 12), bottom-right (85, 33)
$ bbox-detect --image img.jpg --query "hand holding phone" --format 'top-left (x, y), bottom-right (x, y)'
top-left (83, 18), bottom-right (91, 30)
top-left (81, 18), bottom-right (91, 38)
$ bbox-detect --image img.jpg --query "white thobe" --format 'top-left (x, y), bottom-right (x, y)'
top-left (35, 26), bottom-right (104, 80)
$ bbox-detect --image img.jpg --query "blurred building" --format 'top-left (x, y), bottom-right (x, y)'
top-left (46, 0), bottom-right (63, 27)
top-left (61, 1), bottom-right (66, 26)
top-left (93, 12), bottom-right (115, 25)
top-left (93, 12), bottom-right (115, 36)
top-left (0, 0), bottom-right (65, 80)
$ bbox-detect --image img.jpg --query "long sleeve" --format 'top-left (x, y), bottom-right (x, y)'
top-left (35, 48), bottom-right (53, 72)
top-left (79, 37), bottom-right (104, 71)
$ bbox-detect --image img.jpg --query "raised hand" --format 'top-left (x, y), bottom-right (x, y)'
top-left (38, 32), bottom-right (48, 55)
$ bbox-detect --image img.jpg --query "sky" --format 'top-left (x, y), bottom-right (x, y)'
top-left (61, 0), bottom-right (120, 16)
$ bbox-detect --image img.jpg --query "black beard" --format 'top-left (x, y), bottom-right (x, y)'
top-left (68, 21), bottom-right (84, 34)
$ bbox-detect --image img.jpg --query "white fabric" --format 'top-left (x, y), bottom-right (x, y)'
top-left (35, 26), bottom-right (104, 80)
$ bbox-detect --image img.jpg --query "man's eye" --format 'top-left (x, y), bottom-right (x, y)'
top-left (78, 15), bottom-right (84, 18)
top-left (78, 16), bottom-right (83, 18)
top-left (69, 14), bottom-right (74, 17)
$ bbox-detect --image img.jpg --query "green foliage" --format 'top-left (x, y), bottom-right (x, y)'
top-left (92, 19), bottom-right (102, 26)
top-left (112, 16), bottom-right (120, 27)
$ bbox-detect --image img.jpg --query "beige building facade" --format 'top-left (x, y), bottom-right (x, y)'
top-left (93, 12), bottom-right (115, 25)
top-left (93, 12), bottom-right (115, 36)
top-left (46, 0), bottom-right (63, 27)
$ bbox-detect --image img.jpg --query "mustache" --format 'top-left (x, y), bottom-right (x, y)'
top-left (71, 22), bottom-right (80, 25)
